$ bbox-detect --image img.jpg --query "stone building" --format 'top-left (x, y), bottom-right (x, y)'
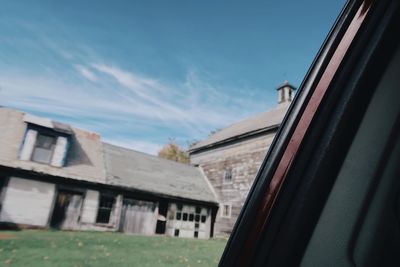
top-left (189, 81), bottom-right (296, 235)
top-left (0, 107), bottom-right (218, 239)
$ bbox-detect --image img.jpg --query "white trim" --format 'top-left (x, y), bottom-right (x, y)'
top-left (198, 166), bottom-right (219, 203)
top-left (220, 203), bottom-right (232, 218)
top-left (51, 136), bottom-right (68, 167)
top-left (20, 129), bottom-right (37, 161)
top-left (23, 114), bottom-right (53, 129)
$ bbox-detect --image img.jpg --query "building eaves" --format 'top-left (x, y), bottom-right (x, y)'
top-left (189, 105), bottom-right (288, 153)
top-left (24, 113), bottom-right (73, 134)
top-left (103, 143), bottom-right (219, 204)
top-left (189, 124), bottom-right (280, 154)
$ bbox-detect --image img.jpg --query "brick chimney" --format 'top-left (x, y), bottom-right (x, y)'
top-left (277, 81), bottom-right (296, 107)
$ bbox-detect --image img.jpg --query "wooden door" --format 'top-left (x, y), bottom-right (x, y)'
top-left (50, 191), bottom-right (83, 230)
top-left (120, 199), bottom-right (158, 235)
top-left (61, 194), bottom-right (83, 230)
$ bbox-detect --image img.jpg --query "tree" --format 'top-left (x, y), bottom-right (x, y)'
top-left (158, 139), bottom-right (190, 164)
top-left (187, 139), bottom-right (200, 148)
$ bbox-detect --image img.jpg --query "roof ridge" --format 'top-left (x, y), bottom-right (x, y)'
top-left (190, 105), bottom-right (289, 151)
top-left (103, 142), bottom-right (195, 169)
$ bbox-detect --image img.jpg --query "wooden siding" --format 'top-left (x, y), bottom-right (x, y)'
top-left (119, 199), bottom-right (158, 235)
top-left (0, 177), bottom-right (55, 226)
top-left (80, 190), bottom-right (99, 224)
top-left (0, 170), bottom-right (216, 239)
top-left (50, 191), bottom-right (83, 230)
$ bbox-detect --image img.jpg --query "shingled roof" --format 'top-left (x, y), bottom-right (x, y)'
top-left (190, 104), bottom-right (289, 152)
top-left (0, 107), bottom-right (218, 205)
top-left (190, 81), bottom-right (297, 152)
top-left (103, 143), bottom-right (218, 204)
top-left (0, 108), bottom-right (107, 184)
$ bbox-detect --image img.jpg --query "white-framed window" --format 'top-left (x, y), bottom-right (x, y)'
top-left (223, 169), bottom-right (232, 183)
top-left (20, 127), bottom-right (69, 167)
top-left (220, 204), bottom-right (232, 218)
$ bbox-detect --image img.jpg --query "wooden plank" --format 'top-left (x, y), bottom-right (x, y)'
top-left (120, 199), bottom-right (158, 235)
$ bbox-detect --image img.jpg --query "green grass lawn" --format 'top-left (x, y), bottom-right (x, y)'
top-left (0, 230), bottom-right (227, 267)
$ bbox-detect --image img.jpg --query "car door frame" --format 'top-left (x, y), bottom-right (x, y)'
top-left (219, 0), bottom-right (400, 266)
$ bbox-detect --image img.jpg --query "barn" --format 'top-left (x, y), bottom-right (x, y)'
top-left (189, 82), bottom-right (296, 236)
top-left (0, 107), bottom-right (218, 239)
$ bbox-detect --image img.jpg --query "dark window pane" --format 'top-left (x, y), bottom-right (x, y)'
top-left (201, 215), bottom-right (206, 223)
top-left (31, 134), bottom-right (56, 164)
top-left (36, 134), bottom-right (56, 149)
top-left (224, 169), bottom-right (232, 182)
top-left (189, 214), bottom-right (194, 221)
top-left (182, 213), bottom-right (188, 221)
top-left (195, 214), bottom-right (200, 222)
top-left (176, 212), bottom-right (181, 220)
top-left (222, 204), bottom-right (231, 217)
top-left (174, 229), bottom-right (179, 237)
top-left (96, 195), bottom-right (115, 224)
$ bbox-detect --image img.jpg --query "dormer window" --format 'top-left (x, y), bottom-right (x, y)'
top-left (19, 114), bottom-right (72, 167)
top-left (31, 133), bottom-right (57, 164)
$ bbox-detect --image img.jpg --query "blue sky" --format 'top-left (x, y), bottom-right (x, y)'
top-left (0, 0), bottom-right (345, 154)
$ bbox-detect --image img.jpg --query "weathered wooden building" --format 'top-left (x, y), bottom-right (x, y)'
top-left (0, 108), bottom-right (218, 239)
top-left (189, 82), bottom-right (296, 235)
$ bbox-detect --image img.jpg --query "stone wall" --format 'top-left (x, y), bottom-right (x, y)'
top-left (190, 131), bottom-right (277, 235)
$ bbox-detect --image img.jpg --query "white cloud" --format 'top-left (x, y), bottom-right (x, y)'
top-left (75, 65), bottom-right (98, 82)
top-left (0, 16), bottom-right (272, 153)
top-left (90, 63), bottom-right (244, 129)
top-left (92, 64), bottom-right (161, 92)
top-left (0, 61), bottom-right (268, 152)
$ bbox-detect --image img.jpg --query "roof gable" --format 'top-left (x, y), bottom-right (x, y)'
top-left (190, 105), bottom-right (289, 152)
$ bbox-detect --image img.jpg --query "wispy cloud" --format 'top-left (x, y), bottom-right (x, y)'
top-left (0, 19), bottom-right (269, 154)
top-left (92, 64), bottom-right (163, 93)
top-left (0, 61), bottom-right (268, 154)
top-left (0, 6), bottom-right (279, 155)
top-left (75, 65), bottom-right (98, 82)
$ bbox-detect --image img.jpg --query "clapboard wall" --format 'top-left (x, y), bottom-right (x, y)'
top-left (0, 173), bottom-right (216, 239)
